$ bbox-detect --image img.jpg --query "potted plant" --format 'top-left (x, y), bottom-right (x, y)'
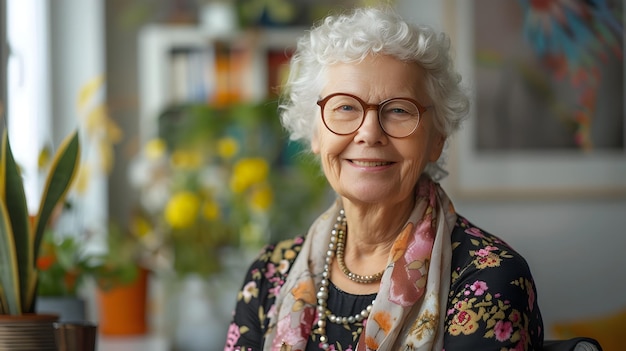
top-left (35, 225), bottom-right (93, 322)
top-left (0, 129), bottom-right (80, 350)
top-left (90, 221), bottom-right (149, 336)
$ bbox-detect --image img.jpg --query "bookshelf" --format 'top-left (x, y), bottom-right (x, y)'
top-left (137, 25), bottom-right (305, 143)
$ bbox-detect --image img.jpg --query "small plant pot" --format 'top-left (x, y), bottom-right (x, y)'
top-left (0, 313), bottom-right (59, 351)
top-left (96, 267), bottom-right (149, 336)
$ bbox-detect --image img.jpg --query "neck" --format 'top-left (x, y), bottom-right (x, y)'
top-left (329, 197), bottom-right (415, 295)
top-left (341, 195), bottom-right (415, 254)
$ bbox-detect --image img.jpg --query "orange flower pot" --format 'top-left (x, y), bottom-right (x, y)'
top-left (96, 268), bottom-right (148, 336)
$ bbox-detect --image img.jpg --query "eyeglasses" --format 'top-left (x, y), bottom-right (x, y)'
top-left (316, 93), bottom-right (430, 138)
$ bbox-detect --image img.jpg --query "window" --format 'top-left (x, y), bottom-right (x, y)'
top-left (6, 0), bottom-right (51, 212)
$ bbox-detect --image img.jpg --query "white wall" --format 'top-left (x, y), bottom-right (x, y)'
top-left (397, 0), bottom-right (626, 338)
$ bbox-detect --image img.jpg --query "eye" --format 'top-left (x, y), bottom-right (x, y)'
top-left (338, 104), bottom-right (357, 112)
top-left (382, 100), bottom-right (419, 119)
top-left (388, 107), bottom-right (410, 114)
top-left (328, 96), bottom-right (362, 114)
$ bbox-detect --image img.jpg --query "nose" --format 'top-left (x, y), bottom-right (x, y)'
top-left (354, 109), bottom-right (387, 145)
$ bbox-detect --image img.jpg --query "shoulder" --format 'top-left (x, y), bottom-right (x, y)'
top-left (234, 236), bottom-right (305, 309)
top-left (256, 237), bottom-right (305, 268)
top-left (450, 214), bottom-right (533, 282)
top-left (444, 215), bottom-right (544, 350)
top-left (448, 214), bottom-right (538, 306)
top-left (245, 236), bottom-right (305, 285)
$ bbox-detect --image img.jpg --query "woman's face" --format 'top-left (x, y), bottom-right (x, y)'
top-left (312, 54), bottom-right (445, 207)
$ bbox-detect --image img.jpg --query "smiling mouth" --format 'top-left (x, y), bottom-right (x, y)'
top-left (350, 160), bottom-right (393, 167)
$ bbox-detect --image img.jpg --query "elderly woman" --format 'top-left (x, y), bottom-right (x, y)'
top-left (225, 7), bottom-right (543, 351)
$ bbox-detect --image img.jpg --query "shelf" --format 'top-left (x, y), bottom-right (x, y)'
top-left (137, 24), bottom-right (305, 143)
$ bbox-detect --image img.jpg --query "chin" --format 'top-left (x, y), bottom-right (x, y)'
top-left (340, 186), bottom-right (397, 205)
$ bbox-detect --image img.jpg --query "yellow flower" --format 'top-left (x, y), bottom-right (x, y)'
top-left (164, 191), bottom-right (201, 229)
top-left (145, 138), bottom-right (167, 160)
top-left (202, 200), bottom-right (221, 221)
top-left (249, 183), bottom-right (273, 211)
top-left (131, 215), bottom-right (152, 238)
top-left (217, 137), bottom-right (239, 159)
top-left (229, 157), bottom-right (269, 193)
top-left (171, 149), bottom-right (203, 170)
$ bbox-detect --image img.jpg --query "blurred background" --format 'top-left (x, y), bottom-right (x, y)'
top-left (1, 0), bottom-right (624, 350)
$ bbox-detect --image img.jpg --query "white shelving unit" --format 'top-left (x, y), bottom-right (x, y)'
top-left (137, 25), bottom-right (304, 143)
top-left (133, 25), bottom-right (307, 348)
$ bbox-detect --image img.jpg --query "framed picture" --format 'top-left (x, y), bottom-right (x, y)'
top-left (443, 0), bottom-right (626, 198)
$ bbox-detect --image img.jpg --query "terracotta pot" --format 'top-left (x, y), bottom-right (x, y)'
top-left (0, 313), bottom-right (58, 351)
top-left (96, 268), bottom-right (149, 336)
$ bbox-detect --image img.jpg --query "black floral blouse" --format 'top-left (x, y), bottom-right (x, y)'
top-left (224, 215), bottom-right (544, 350)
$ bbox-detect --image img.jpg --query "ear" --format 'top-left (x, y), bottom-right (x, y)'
top-left (428, 132), bottom-right (446, 162)
top-left (311, 130), bottom-right (320, 154)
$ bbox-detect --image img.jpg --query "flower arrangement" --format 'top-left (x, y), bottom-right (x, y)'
top-left (129, 101), bottom-right (329, 277)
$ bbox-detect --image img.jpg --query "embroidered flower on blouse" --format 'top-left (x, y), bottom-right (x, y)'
top-left (224, 323), bottom-right (242, 351)
top-left (465, 227), bottom-right (485, 238)
top-left (278, 259), bottom-right (290, 274)
top-left (474, 252), bottom-right (502, 269)
top-left (239, 281), bottom-right (259, 303)
top-left (470, 280), bottom-right (488, 296)
top-left (494, 320), bottom-right (514, 342)
top-left (448, 309), bottom-right (480, 336)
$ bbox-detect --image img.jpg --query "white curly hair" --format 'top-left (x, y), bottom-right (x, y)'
top-left (278, 6), bottom-right (470, 180)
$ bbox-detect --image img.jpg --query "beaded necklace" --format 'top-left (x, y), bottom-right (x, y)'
top-left (314, 209), bottom-right (377, 350)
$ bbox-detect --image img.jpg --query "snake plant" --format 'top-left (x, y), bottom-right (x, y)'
top-left (0, 129), bottom-right (80, 315)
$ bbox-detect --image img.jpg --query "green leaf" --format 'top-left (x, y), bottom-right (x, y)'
top-left (0, 130), bottom-right (25, 315)
top-left (29, 131), bottom-right (80, 311)
top-left (1, 130), bottom-right (33, 313)
top-left (0, 199), bottom-right (21, 314)
top-left (33, 131), bottom-right (81, 262)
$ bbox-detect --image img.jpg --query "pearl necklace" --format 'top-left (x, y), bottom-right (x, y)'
top-left (336, 228), bottom-right (385, 284)
top-left (315, 209), bottom-right (376, 350)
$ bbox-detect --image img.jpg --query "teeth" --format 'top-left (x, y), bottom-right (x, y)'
top-left (352, 160), bottom-right (391, 167)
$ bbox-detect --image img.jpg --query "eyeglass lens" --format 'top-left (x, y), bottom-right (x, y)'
top-left (320, 94), bottom-right (421, 138)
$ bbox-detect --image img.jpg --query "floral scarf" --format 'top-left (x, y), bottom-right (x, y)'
top-left (264, 177), bottom-right (457, 351)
